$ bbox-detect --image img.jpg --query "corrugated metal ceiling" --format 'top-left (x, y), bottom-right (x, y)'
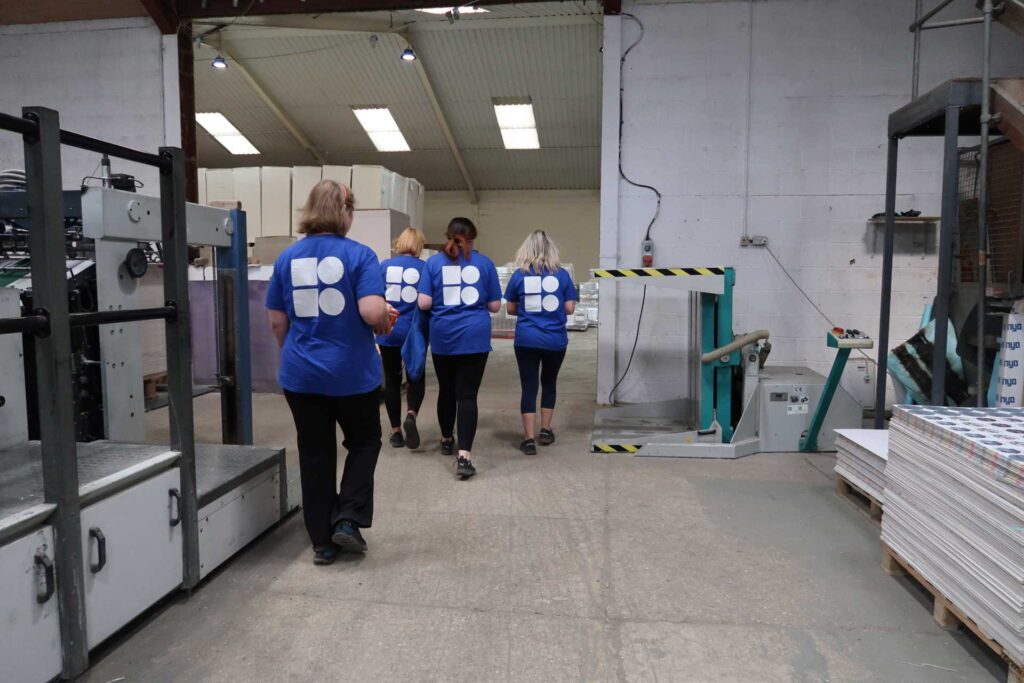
top-left (194, 2), bottom-right (602, 191)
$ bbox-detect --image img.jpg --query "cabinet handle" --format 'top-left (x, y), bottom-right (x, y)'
top-left (169, 488), bottom-right (182, 527)
top-left (34, 551), bottom-right (55, 603)
top-left (89, 527), bottom-right (106, 574)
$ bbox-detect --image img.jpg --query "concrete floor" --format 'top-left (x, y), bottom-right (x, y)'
top-left (83, 330), bottom-right (1006, 682)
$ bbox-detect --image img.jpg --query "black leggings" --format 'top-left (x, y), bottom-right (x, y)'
top-left (432, 352), bottom-right (488, 451)
top-left (380, 346), bottom-right (425, 429)
top-left (515, 346), bottom-right (567, 414)
top-left (284, 389), bottom-right (382, 548)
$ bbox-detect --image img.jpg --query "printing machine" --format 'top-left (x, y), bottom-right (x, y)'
top-left (0, 108), bottom-right (289, 682)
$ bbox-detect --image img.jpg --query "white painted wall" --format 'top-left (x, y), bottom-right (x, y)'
top-left (0, 18), bottom-right (168, 190)
top-left (600, 0), bottom-right (1024, 407)
top-left (425, 190), bottom-right (600, 276)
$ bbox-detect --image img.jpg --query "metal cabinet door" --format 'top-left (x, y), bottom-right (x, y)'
top-left (81, 467), bottom-right (183, 649)
top-left (0, 526), bottom-right (62, 683)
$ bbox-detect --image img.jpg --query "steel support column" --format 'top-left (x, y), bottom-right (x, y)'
top-left (874, 136), bottom-right (899, 428)
top-left (160, 147), bottom-right (201, 588)
top-left (931, 106), bottom-right (961, 405)
top-left (215, 208), bottom-right (253, 445)
top-left (24, 106), bottom-right (89, 679)
top-left (977, 0), bottom-right (995, 405)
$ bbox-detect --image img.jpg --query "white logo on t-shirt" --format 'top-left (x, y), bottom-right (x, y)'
top-left (291, 256), bottom-right (346, 317)
top-left (524, 274), bottom-right (560, 312)
top-left (385, 265), bottom-right (420, 304)
top-left (442, 265), bottom-right (481, 306)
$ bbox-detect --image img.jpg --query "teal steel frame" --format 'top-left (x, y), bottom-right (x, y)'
top-left (800, 333), bottom-right (851, 452)
top-left (699, 268), bottom-right (738, 442)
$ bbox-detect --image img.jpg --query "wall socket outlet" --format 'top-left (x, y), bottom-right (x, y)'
top-left (739, 235), bottom-right (769, 247)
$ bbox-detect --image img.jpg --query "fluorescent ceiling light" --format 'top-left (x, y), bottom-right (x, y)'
top-left (195, 112), bottom-right (259, 155)
top-left (493, 100), bottom-right (539, 150)
top-left (352, 107), bottom-right (411, 152)
top-left (415, 6), bottom-right (489, 14)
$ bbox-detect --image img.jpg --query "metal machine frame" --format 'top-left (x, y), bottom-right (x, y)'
top-left (0, 107), bottom-right (281, 681)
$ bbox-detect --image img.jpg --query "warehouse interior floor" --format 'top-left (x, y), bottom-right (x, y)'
top-left (81, 331), bottom-right (1006, 682)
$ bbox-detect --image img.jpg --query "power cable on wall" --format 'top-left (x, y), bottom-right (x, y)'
top-left (608, 12), bottom-right (663, 404)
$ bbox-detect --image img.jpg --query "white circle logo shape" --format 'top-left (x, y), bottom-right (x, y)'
top-left (461, 265), bottom-right (480, 285)
top-left (542, 294), bottom-right (559, 312)
top-left (317, 256), bottom-right (344, 285)
top-left (319, 288), bottom-right (346, 315)
top-left (403, 268), bottom-right (420, 285)
top-left (401, 285), bottom-right (418, 303)
top-left (461, 287), bottom-right (480, 305)
top-left (542, 275), bottom-right (559, 293)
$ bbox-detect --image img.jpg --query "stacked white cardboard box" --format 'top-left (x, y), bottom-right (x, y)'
top-left (882, 405), bottom-right (1024, 664)
top-left (834, 429), bottom-right (888, 503)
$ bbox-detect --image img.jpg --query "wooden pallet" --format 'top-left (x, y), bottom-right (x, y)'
top-left (143, 372), bottom-right (167, 400)
top-left (836, 474), bottom-right (883, 523)
top-left (882, 543), bottom-right (1024, 683)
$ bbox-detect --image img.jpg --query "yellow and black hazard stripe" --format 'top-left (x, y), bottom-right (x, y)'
top-left (591, 267), bottom-right (726, 278)
top-left (592, 443), bottom-right (643, 453)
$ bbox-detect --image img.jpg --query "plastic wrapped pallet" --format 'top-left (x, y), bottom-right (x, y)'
top-left (997, 302), bottom-right (1024, 407)
top-left (882, 405), bottom-right (1024, 663)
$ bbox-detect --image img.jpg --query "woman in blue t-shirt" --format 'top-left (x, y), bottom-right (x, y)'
top-left (265, 180), bottom-right (395, 565)
top-left (417, 217), bottom-right (502, 480)
top-left (504, 230), bottom-right (579, 455)
top-left (378, 228), bottom-right (427, 450)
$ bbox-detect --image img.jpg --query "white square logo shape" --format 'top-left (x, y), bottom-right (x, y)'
top-left (386, 266), bottom-right (404, 284)
top-left (293, 288), bottom-right (319, 318)
top-left (524, 276), bottom-right (542, 294)
top-left (291, 257), bottom-right (318, 287)
top-left (442, 265), bottom-right (462, 285)
top-left (385, 284), bottom-right (402, 302)
top-left (443, 286), bottom-right (461, 306)
top-left (525, 294), bottom-right (542, 312)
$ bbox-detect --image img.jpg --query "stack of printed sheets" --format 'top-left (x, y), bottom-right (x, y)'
top-left (834, 429), bottom-right (888, 503)
top-left (882, 405), bottom-right (1024, 663)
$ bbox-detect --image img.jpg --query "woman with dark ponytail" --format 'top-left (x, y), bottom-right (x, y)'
top-left (417, 217), bottom-right (502, 479)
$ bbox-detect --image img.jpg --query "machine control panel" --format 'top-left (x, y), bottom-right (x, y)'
top-left (827, 327), bottom-right (874, 350)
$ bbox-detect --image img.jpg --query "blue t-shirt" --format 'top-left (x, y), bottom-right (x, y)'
top-left (418, 250), bottom-right (502, 355)
top-left (504, 267), bottom-right (578, 351)
top-left (265, 234), bottom-right (385, 396)
top-left (376, 253), bottom-right (425, 347)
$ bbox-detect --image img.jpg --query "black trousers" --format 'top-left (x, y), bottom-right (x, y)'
top-left (432, 352), bottom-right (488, 451)
top-left (514, 346), bottom-right (567, 413)
top-left (284, 389), bottom-right (382, 548)
top-left (380, 345), bottom-right (426, 429)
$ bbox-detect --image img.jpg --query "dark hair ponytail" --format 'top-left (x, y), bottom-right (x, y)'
top-left (444, 216), bottom-right (478, 261)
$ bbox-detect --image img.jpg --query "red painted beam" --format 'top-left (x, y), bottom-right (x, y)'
top-left (179, 0), bottom-right (510, 19)
top-left (139, 0), bottom-right (179, 34)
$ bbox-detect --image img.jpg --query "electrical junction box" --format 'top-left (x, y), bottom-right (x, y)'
top-left (641, 239), bottom-right (654, 266)
top-left (756, 366), bottom-right (861, 451)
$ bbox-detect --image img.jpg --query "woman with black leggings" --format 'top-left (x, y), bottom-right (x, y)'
top-left (504, 230), bottom-right (578, 454)
top-left (378, 228), bottom-right (427, 449)
top-left (417, 217), bottom-right (501, 479)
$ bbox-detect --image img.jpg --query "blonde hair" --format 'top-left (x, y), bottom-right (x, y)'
top-left (393, 227), bottom-right (425, 257)
top-left (298, 180), bottom-right (354, 236)
top-left (515, 230), bottom-right (561, 273)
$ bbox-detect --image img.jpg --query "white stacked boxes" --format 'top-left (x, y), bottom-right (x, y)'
top-left (259, 167), bottom-right (291, 237)
top-left (321, 165), bottom-right (352, 187)
top-left (197, 168), bottom-right (208, 205)
top-left (352, 165), bottom-right (394, 209)
top-left (882, 405), bottom-right (1024, 664)
top-left (231, 167), bottom-right (262, 239)
top-left (290, 166), bottom-right (322, 234)
top-left (406, 179), bottom-right (424, 229)
top-left (390, 174), bottom-right (409, 216)
top-left (834, 429), bottom-right (888, 502)
top-left (204, 168), bottom-right (234, 205)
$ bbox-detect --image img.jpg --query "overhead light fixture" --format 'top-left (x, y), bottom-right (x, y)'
top-left (415, 6), bottom-right (489, 14)
top-left (493, 99), bottom-right (540, 150)
top-left (195, 112), bottom-right (260, 155)
top-left (401, 47), bottom-right (417, 62)
top-left (211, 55), bottom-right (228, 69)
top-left (352, 107), bottom-right (411, 152)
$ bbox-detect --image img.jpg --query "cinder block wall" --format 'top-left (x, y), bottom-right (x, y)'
top-left (599, 0), bottom-right (1024, 407)
top-left (0, 18), bottom-right (168, 190)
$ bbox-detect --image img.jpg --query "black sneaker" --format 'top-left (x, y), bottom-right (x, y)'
top-left (440, 438), bottom-right (455, 456)
top-left (456, 457), bottom-right (476, 480)
top-left (520, 439), bottom-right (537, 455)
top-left (331, 519), bottom-right (368, 553)
top-left (538, 429), bottom-right (555, 446)
top-left (404, 414), bottom-right (420, 450)
top-left (313, 545), bottom-right (339, 565)
top-left (390, 432), bottom-right (405, 448)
